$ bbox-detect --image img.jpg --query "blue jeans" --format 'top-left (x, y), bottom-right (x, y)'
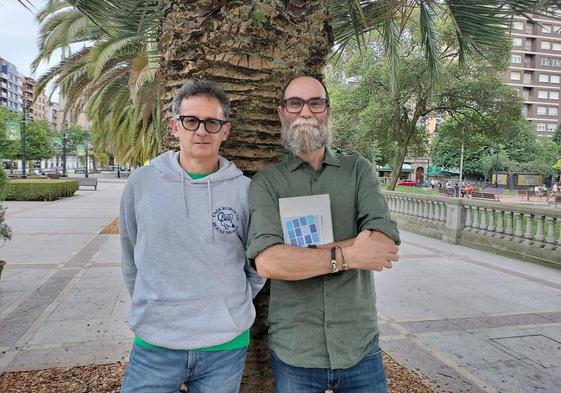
top-left (270, 341), bottom-right (387, 393)
top-left (121, 344), bottom-right (247, 393)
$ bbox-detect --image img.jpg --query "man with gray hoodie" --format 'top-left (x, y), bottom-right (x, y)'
top-left (120, 79), bottom-right (264, 393)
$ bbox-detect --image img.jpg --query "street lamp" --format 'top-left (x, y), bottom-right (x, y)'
top-left (62, 120), bottom-right (68, 176)
top-left (20, 103), bottom-right (28, 179)
top-left (84, 129), bottom-right (89, 178)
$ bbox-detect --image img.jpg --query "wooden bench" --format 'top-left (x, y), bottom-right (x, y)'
top-left (438, 188), bottom-right (455, 197)
top-left (472, 191), bottom-right (499, 201)
top-left (483, 187), bottom-right (503, 195)
top-left (551, 195), bottom-right (561, 207)
top-left (78, 177), bottom-right (98, 190)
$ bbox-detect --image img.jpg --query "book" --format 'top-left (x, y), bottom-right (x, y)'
top-left (278, 194), bottom-right (334, 247)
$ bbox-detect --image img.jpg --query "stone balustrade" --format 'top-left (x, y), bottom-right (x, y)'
top-left (385, 191), bottom-right (561, 268)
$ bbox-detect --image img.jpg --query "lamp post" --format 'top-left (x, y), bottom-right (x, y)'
top-left (62, 120), bottom-right (68, 176)
top-left (20, 103), bottom-right (30, 179)
top-left (84, 129), bottom-right (89, 178)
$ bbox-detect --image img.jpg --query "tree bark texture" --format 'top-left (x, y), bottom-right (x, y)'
top-left (159, 2), bottom-right (333, 391)
top-left (159, 0), bottom-right (333, 174)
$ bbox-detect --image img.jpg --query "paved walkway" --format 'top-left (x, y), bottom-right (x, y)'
top-left (1, 177), bottom-right (560, 392)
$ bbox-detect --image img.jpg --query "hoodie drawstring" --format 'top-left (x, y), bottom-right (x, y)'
top-left (207, 179), bottom-right (213, 241)
top-left (182, 174), bottom-right (189, 219)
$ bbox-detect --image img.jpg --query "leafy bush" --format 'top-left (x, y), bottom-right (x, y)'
top-left (0, 167), bottom-right (11, 245)
top-left (5, 179), bottom-right (79, 201)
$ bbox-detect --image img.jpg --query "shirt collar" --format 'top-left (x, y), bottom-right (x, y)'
top-left (286, 147), bottom-right (341, 172)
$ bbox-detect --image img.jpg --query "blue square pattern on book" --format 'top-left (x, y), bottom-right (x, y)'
top-left (284, 215), bottom-right (321, 247)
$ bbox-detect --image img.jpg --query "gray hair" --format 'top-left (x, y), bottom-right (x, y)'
top-left (171, 79), bottom-right (230, 119)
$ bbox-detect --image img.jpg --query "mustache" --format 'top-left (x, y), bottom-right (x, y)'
top-left (289, 118), bottom-right (320, 129)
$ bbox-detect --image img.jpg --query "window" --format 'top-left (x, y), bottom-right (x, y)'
top-left (537, 106), bottom-right (547, 115)
top-left (550, 91), bottom-right (559, 99)
top-left (547, 123), bottom-right (557, 131)
top-left (551, 75), bottom-right (560, 83)
top-left (542, 25), bottom-right (552, 33)
top-left (536, 123), bottom-right (546, 131)
top-left (548, 107), bottom-right (558, 116)
top-left (554, 26), bottom-right (561, 34)
top-left (553, 42), bottom-right (561, 51)
top-left (512, 21), bottom-right (524, 30)
top-left (512, 37), bottom-right (523, 47)
top-left (539, 74), bottom-right (549, 82)
top-left (541, 57), bottom-right (551, 66)
top-left (512, 54), bottom-right (522, 64)
top-left (542, 41), bottom-right (551, 50)
top-left (538, 90), bottom-right (549, 98)
top-left (554, 58), bottom-right (561, 67)
top-left (511, 71), bottom-right (521, 80)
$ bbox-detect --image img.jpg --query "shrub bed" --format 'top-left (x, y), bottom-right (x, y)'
top-left (5, 179), bottom-right (79, 201)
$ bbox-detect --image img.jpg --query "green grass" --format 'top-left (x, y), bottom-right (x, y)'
top-left (381, 185), bottom-right (440, 195)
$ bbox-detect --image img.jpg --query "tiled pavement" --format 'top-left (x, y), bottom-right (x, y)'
top-left (1, 177), bottom-right (560, 392)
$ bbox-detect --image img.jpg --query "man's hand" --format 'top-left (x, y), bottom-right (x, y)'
top-left (344, 230), bottom-right (399, 272)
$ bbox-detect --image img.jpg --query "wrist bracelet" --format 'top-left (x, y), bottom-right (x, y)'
top-left (336, 246), bottom-right (349, 271)
top-left (330, 246), bottom-right (339, 273)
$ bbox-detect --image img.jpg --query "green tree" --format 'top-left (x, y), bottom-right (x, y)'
top-left (23, 120), bottom-right (53, 162)
top-left (0, 107), bottom-right (21, 160)
top-left (553, 125), bottom-right (561, 146)
top-left (328, 31), bottom-right (521, 190)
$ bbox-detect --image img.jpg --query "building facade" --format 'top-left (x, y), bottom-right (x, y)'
top-left (0, 57), bottom-right (23, 113)
top-left (507, 16), bottom-right (561, 137)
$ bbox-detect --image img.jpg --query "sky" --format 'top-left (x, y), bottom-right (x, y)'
top-left (0, 0), bottom-right (60, 100)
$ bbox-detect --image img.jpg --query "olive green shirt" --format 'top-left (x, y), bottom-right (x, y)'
top-left (246, 149), bottom-right (400, 369)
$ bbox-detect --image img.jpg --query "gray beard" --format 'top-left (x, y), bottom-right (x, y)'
top-left (280, 117), bottom-right (332, 156)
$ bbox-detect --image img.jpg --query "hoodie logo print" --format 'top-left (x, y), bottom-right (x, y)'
top-left (212, 207), bottom-right (240, 234)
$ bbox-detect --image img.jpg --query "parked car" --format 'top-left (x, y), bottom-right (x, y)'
top-left (397, 180), bottom-right (417, 187)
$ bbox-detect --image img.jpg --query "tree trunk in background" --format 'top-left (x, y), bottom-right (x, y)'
top-left (159, 0), bottom-right (333, 174)
top-left (159, 1), bottom-right (333, 391)
top-left (387, 136), bottom-right (409, 191)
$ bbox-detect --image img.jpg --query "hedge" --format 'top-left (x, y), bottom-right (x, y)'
top-left (5, 179), bottom-right (80, 201)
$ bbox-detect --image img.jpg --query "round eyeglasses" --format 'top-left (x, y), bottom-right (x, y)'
top-left (282, 97), bottom-right (329, 113)
top-left (175, 115), bottom-right (229, 134)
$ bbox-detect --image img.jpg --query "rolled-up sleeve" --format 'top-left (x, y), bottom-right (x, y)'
top-left (246, 173), bottom-right (285, 262)
top-left (355, 157), bottom-right (401, 245)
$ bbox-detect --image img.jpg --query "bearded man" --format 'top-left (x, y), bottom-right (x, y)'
top-left (246, 76), bottom-right (401, 393)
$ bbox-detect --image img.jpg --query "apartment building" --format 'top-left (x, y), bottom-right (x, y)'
top-left (22, 76), bottom-right (49, 121)
top-left (508, 16), bottom-right (561, 137)
top-left (0, 57), bottom-right (23, 113)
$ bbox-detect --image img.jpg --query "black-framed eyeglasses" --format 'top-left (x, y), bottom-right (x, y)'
top-left (282, 97), bottom-right (329, 113)
top-left (175, 115), bottom-right (229, 134)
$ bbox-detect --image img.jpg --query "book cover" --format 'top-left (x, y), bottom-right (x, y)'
top-left (278, 194), bottom-right (333, 246)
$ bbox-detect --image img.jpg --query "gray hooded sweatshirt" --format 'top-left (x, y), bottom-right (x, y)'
top-left (120, 151), bottom-right (265, 350)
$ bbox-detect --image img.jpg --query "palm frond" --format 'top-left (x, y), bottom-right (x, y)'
top-left (419, 1), bottom-right (441, 93)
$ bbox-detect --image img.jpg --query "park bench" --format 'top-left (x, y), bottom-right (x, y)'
top-left (78, 177), bottom-right (98, 190)
top-left (438, 188), bottom-right (455, 197)
top-left (483, 187), bottom-right (503, 194)
top-left (550, 195), bottom-right (561, 208)
top-left (472, 191), bottom-right (499, 201)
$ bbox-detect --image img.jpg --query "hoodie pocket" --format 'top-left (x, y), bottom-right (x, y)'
top-left (133, 298), bottom-right (242, 348)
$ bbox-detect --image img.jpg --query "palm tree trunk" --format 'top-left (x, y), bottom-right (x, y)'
top-left (159, 2), bottom-right (333, 390)
top-left (159, 0), bottom-right (333, 174)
